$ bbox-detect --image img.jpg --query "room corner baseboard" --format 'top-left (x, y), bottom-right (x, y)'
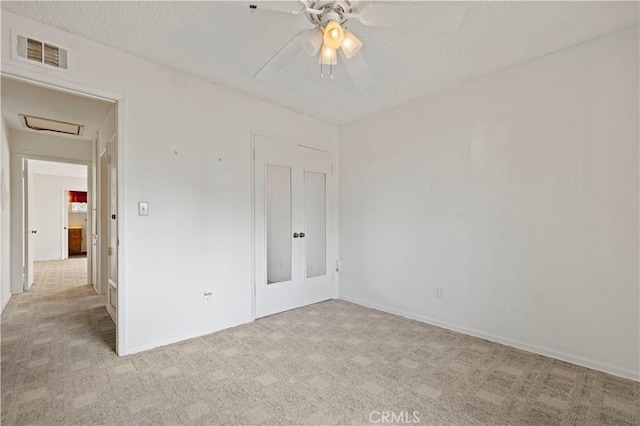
top-left (1, 295), bottom-right (11, 313)
top-left (340, 296), bottom-right (639, 382)
top-left (120, 317), bottom-right (254, 356)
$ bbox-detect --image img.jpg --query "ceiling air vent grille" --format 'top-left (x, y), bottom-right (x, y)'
top-left (44, 43), bottom-right (61, 67)
top-left (26, 38), bottom-right (42, 61)
top-left (16, 35), bottom-right (68, 69)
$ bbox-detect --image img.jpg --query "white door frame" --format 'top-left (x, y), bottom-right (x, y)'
top-left (2, 72), bottom-right (125, 356)
top-left (61, 187), bottom-right (89, 261)
top-left (61, 189), bottom-right (68, 260)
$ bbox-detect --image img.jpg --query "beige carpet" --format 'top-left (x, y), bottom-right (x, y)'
top-left (1, 259), bottom-right (638, 425)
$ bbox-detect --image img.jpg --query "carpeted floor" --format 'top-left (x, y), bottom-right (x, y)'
top-left (1, 259), bottom-right (638, 425)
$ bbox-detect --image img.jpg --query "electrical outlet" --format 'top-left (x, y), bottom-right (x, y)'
top-left (434, 286), bottom-right (443, 298)
top-left (203, 291), bottom-right (213, 302)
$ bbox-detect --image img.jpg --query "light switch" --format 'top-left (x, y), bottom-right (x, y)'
top-left (138, 202), bottom-right (149, 216)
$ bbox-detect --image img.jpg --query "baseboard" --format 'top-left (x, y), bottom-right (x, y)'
top-left (340, 295), bottom-right (639, 382)
top-left (121, 317), bottom-right (254, 356)
top-left (106, 304), bottom-right (116, 324)
top-left (1, 294), bottom-right (10, 313)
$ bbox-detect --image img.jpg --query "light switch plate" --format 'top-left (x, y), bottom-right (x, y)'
top-left (138, 202), bottom-right (149, 216)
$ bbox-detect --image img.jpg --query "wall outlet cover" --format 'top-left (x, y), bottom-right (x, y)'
top-left (434, 287), bottom-right (443, 298)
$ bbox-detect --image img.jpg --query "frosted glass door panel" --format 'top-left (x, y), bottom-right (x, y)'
top-left (305, 171), bottom-right (326, 278)
top-left (267, 165), bottom-right (292, 284)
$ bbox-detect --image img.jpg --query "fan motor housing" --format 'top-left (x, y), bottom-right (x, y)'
top-left (307, 1), bottom-right (358, 27)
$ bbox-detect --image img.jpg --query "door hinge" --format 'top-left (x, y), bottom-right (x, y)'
top-left (253, 149), bottom-right (255, 161)
top-left (108, 247), bottom-right (112, 256)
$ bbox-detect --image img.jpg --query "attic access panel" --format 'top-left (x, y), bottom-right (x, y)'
top-left (20, 114), bottom-right (84, 136)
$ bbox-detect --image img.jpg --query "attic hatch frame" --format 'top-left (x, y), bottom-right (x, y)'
top-left (1, 71), bottom-right (126, 357)
top-left (20, 114), bottom-right (85, 136)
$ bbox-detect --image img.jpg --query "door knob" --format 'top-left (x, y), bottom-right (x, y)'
top-left (31, 230), bottom-right (37, 234)
top-left (293, 233), bottom-right (300, 238)
top-left (299, 232), bottom-right (305, 238)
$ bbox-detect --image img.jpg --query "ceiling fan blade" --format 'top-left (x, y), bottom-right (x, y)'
top-left (254, 31), bottom-right (306, 81)
top-left (228, 1), bottom-right (305, 14)
top-left (339, 49), bottom-right (374, 91)
top-left (358, 3), bottom-right (465, 32)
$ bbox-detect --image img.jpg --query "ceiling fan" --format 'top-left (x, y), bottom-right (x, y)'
top-left (243, 1), bottom-right (466, 89)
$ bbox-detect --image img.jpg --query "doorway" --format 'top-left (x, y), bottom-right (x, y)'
top-left (253, 134), bottom-right (334, 318)
top-left (2, 75), bottom-right (121, 352)
top-left (66, 189), bottom-right (89, 258)
top-left (24, 159), bottom-right (89, 289)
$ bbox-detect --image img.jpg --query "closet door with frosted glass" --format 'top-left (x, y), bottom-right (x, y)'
top-left (254, 134), bottom-right (333, 318)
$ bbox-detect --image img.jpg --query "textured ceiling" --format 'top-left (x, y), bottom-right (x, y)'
top-left (1, 78), bottom-right (113, 141)
top-left (2, 1), bottom-right (637, 125)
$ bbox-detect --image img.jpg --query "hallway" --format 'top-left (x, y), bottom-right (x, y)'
top-left (1, 258), bottom-right (116, 424)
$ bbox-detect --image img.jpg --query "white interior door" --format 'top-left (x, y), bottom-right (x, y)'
top-left (105, 136), bottom-right (118, 323)
top-left (61, 190), bottom-right (69, 259)
top-left (90, 153), bottom-right (98, 292)
top-left (24, 159), bottom-right (34, 290)
top-left (254, 134), bottom-right (333, 318)
top-left (90, 204), bottom-right (97, 291)
top-left (99, 150), bottom-right (108, 296)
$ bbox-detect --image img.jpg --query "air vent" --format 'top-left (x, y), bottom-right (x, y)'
top-left (20, 115), bottom-right (84, 136)
top-left (16, 35), bottom-right (68, 69)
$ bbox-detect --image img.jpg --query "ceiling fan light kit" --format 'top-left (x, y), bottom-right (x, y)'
top-left (320, 45), bottom-right (337, 67)
top-left (319, 19), bottom-right (346, 77)
top-left (341, 31), bottom-right (362, 59)
top-left (249, 0), bottom-right (466, 88)
top-left (322, 20), bottom-right (344, 49)
top-left (300, 28), bottom-right (323, 56)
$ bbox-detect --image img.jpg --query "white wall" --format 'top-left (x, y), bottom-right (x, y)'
top-left (30, 160), bottom-right (88, 178)
top-left (31, 173), bottom-right (87, 261)
top-left (0, 120), bottom-right (11, 312)
top-left (339, 26), bottom-right (639, 380)
top-left (2, 11), bottom-right (339, 354)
